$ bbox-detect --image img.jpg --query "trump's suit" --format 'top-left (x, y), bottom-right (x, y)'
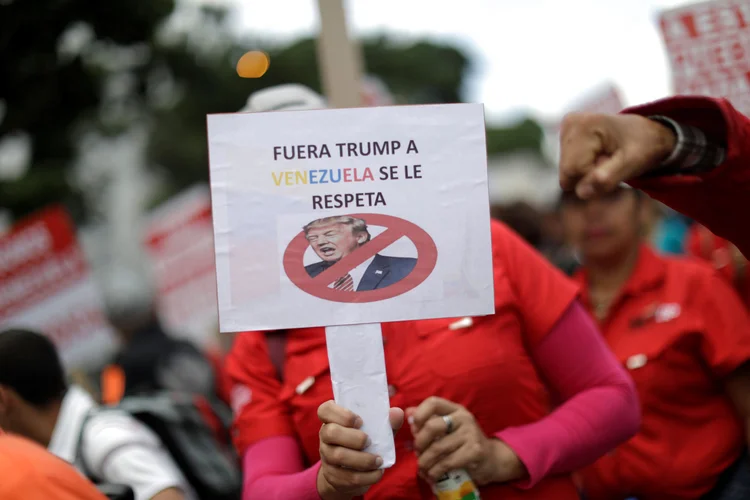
top-left (304, 254), bottom-right (417, 291)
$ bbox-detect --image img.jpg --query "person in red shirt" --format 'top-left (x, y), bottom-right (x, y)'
top-left (686, 224), bottom-right (749, 308)
top-left (226, 213), bottom-right (641, 499)
top-left (558, 96), bottom-right (750, 259)
top-left (559, 185), bottom-right (750, 500)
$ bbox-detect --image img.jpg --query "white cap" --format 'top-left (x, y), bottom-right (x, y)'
top-left (241, 84), bottom-right (327, 113)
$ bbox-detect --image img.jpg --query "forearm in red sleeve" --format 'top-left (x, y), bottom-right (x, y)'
top-left (242, 436), bottom-right (322, 500)
top-left (624, 96), bottom-right (750, 258)
top-left (495, 302), bottom-right (640, 488)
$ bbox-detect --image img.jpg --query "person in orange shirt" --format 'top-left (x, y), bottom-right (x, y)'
top-left (0, 433), bottom-right (107, 500)
top-left (560, 185), bottom-right (750, 500)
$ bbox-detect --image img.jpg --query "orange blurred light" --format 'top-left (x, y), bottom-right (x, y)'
top-left (236, 51), bottom-right (270, 78)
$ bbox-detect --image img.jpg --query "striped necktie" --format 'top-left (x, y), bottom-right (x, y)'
top-left (333, 274), bottom-right (354, 291)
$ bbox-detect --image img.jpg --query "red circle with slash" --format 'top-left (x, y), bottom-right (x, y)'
top-left (283, 213), bottom-right (438, 303)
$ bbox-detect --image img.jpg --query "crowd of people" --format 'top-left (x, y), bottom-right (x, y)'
top-left (2, 87), bottom-right (750, 500)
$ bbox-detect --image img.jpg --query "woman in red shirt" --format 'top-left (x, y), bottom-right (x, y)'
top-left (226, 219), bottom-right (640, 499)
top-left (560, 186), bottom-right (750, 500)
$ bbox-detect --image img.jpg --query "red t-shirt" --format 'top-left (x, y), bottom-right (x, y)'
top-left (226, 220), bottom-right (581, 499)
top-left (576, 246), bottom-right (750, 500)
top-left (685, 224), bottom-right (749, 307)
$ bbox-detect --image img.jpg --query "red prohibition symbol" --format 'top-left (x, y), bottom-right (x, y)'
top-left (283, 213), bottom-right (438, 303)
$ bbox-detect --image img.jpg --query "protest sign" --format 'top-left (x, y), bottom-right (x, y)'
top-left (659, 0), bottom-right (750, 114)
top-left (145, 185), bottom-right (218, 348)
top-left (0, 206), bottom-right (116, 370)
top-left (207, 103), bottom-right (494, 332)
top-left (207, 103), bottom-right (493, 468)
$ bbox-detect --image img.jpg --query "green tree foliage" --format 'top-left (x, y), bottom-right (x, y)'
top-left (486, 118), bottom-right (546, 158)
top-left (0, 0), bottom-right (175, 220)
top-left (362, 35), bottom-right (467, 104)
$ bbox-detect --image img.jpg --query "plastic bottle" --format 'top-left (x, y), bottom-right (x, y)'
top-left (433, 469), bottom-right (481, 500)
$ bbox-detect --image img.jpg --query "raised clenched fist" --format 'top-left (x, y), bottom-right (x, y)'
top-left (558, 113), bottom-right (677, 199)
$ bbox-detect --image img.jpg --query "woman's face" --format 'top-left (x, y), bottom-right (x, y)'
top-left (560, 188), bottom-right (642, 263)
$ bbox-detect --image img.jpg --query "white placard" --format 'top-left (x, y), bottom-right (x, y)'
top-left (207, 103), bottom-right (494, 332)
top-left (326, 323), bottom-right (394, 467)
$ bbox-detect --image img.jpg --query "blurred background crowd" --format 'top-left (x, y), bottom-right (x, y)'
top-left (3, 0), bottom-right (734, 366)
top-left (1, 0), bottom-right (749, 499)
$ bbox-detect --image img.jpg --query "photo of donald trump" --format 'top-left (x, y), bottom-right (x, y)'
top-left (303, 215), bottom-right (417, 291)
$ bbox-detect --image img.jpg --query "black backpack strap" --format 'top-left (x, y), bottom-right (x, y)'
top-left (75, 408), bottom-right (98, 481)
top-left (96, 484), bottom-right (135, 500)
top-left (265, 331), bottom-right (287, 381)
top-left (701, 450), bottom-right (750, 500)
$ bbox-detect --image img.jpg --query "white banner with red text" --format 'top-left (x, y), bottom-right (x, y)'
top-left (0, 207), bottom-right (117, 370)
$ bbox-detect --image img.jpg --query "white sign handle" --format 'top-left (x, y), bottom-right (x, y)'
top-left (325, 323), bottom-right (395, 468)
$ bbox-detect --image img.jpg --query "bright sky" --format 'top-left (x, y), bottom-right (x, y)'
top-left (213, 0), bottom-right (697, 123)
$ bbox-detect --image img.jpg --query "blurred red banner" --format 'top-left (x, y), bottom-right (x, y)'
top-left (659, 0), bottom-right (750, 115)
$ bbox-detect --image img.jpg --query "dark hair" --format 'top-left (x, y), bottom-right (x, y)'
top-left (558, 186), bottom-right (644, 208)
top-left (491, 202), bottom-right (543, 248)
top-left (0, 329), bottom-right (67, 407)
